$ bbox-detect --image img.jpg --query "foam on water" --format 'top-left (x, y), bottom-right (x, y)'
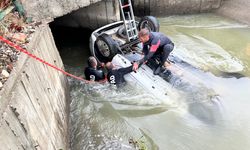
top-left (69, 79), bottom-right (161, 150)
top-left (173, 34), bottom-right (244, 72)
top-left (78, 81), bottom-right (177, 107)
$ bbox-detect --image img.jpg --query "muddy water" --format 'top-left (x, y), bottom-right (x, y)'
top-left (54, 14), bottom-right (250, 150)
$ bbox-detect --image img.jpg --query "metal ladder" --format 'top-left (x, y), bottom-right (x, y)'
top-left (118, 0), bottom-right (138, 42)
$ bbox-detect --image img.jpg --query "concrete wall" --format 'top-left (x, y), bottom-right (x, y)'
top-left (0, 25), bottom-right (69, 149)
top-left (22, 0), bottom-right (223, 29)
top-left (22, 0), bottom-right (101, 21)
top-left (216, 0), bottom-right (250, 25)
top-left (22, 0), bottom-right (120, 30)
top-left (52, 0), bottom-right (120, 30)
top-left (133, 0), bottom-right (222, 16)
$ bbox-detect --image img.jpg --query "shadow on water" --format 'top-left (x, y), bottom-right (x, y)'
top-left (165, 55), bottom-right (224, 125)
top-left (117, 107), bottom-right (169, 118)
top-left (217, 71), bottom-right (246, 79)
top-left (49, 24), bottom-right (92, 47)
top-left (49, 24), bottom-right (93, 68)
top-left (188, 96), bottom-right (222, 125)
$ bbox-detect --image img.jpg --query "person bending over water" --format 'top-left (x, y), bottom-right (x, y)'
top-left (106, 61), bottom-right (138, 86)
top-left (138, 28), bottom-right (174, 74)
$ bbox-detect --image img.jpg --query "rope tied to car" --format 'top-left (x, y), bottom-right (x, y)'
top-left (0, 35), bottom-right (107, 84)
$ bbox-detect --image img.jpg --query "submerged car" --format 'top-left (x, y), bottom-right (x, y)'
top-left (89, 16), bottom-right (160, 63)
top-left (89, 15), bottom-right (221, 105)
top-left (89, 15), bottom-right (175, 79)
top-left (89, 16), bottom-right (181, 105)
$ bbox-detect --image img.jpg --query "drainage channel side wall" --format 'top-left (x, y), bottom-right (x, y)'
top-left (52, 0), bottom-right (120, 30)
top-left (216, 0), bottom-right (250, 25)
top-left (0, 25), bottom-right (69, 149)
top-left (133, 0), bottom-right (222, 16)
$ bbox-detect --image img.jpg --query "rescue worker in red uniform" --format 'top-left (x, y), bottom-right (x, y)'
top-left (138, 28), bottom-right (174, 74)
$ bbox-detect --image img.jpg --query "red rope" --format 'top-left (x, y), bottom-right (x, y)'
top-left (0, 35), bottom-right (107, 84)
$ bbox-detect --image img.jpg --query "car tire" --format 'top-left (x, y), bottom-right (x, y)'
top-left (117, 25), bottom-right (127, 39)
top-left (95, 33), bottom-right (118, 62)
top-left (138, 16), bottom-right (160, 32)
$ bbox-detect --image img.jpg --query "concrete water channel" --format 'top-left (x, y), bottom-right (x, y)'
top-left (1, 0), bottom-right (250, 149)
top-left (52, 13), bottom-right (250, 150)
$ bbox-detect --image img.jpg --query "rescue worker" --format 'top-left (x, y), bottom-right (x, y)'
top-left (106, 62), bottom-right (138, 86)
top-left (84, 56), bottom-right (105, 81)
top-left (138, 28), bottom-right (174, 74)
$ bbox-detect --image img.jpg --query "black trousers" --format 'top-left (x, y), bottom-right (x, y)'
top-left (158, 43), bottom-right (174, 65)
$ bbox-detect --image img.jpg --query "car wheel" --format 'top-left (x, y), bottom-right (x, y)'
top-left (138, 16), bottom-right (159, 32)
top-left (95, 33), bottom-right (118, 62)
top-left (117, 25), bottom-right (127, 39)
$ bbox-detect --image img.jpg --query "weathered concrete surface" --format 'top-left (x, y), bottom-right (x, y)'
top-left (52, 0), bottom-right (120, 30)
top-left (133, 0), bottom-right (222, 16)
top-left (216, 0), bottom-right (250, 25)
top-left (0, 25), bottom-right (69, 149)
top-left (22, 0), bottom-right (101, 21)
top-left (22, 0), bottom-right (224, 29)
